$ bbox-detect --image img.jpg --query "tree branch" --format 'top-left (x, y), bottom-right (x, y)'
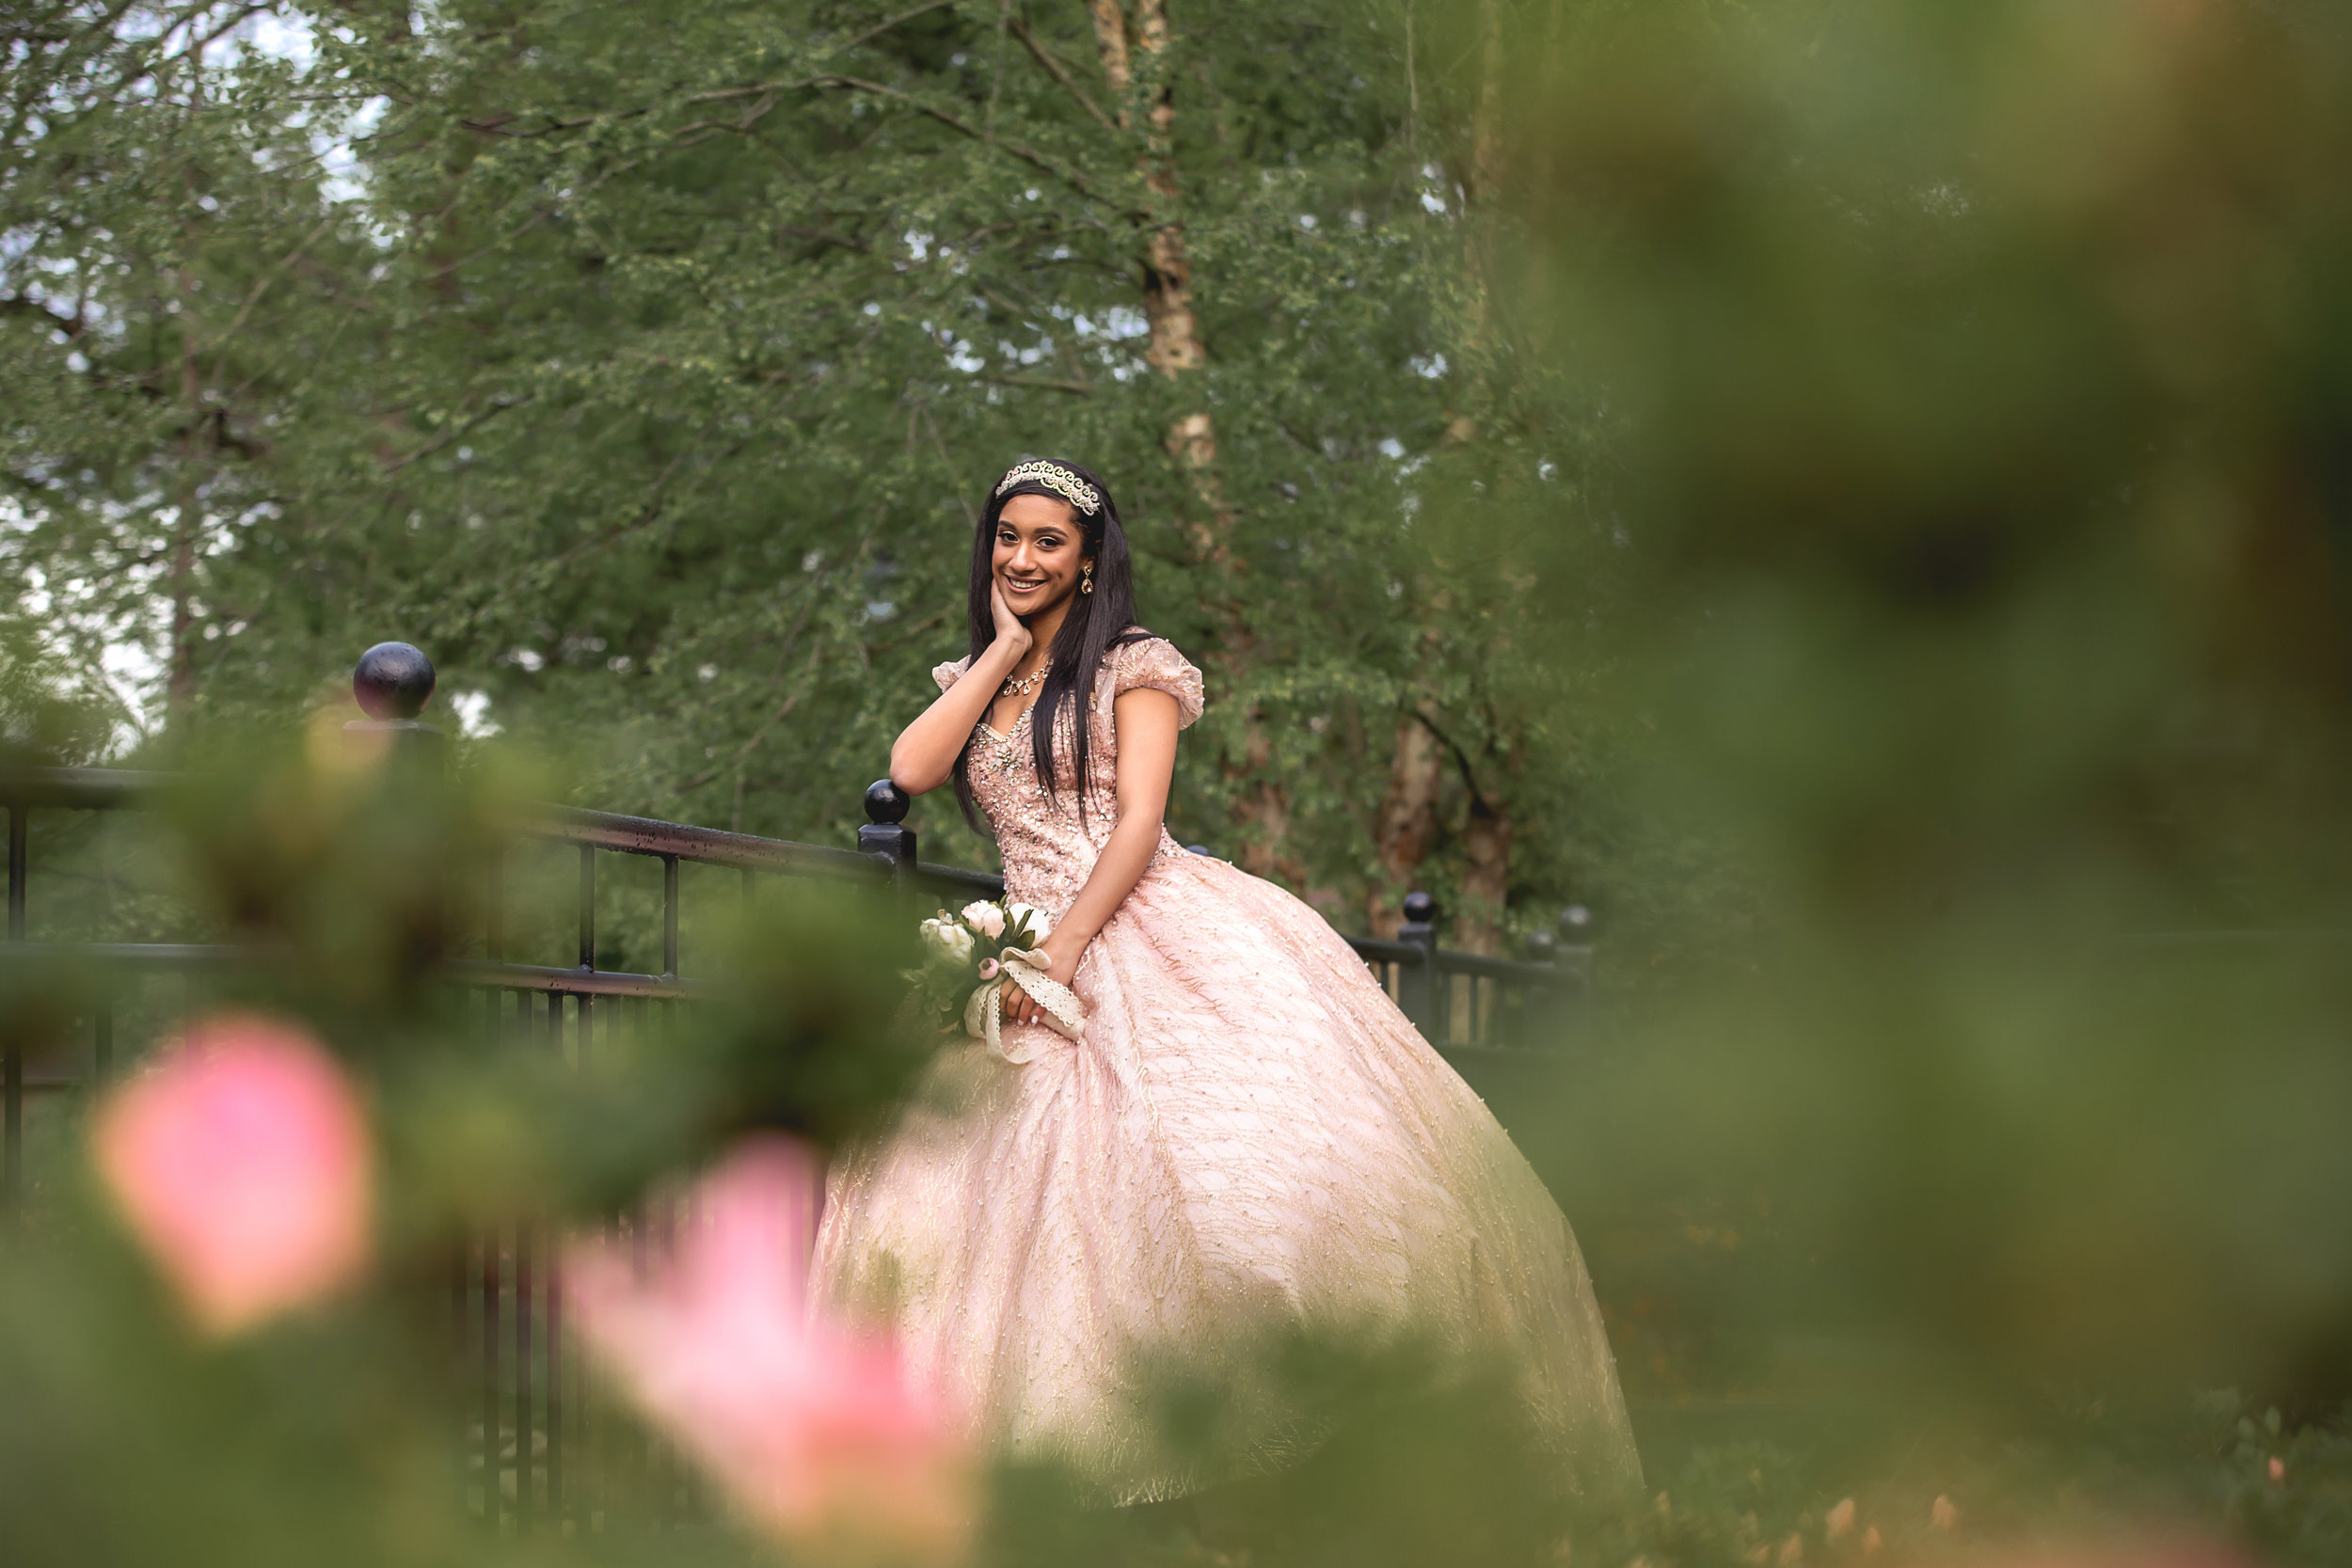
top-left (1411, 702), bottom-right (1495, 812)
top-left (206, 210), bottom-right (338, 389)
top-left (548, 416), bottom-right (737, 569)
top-left (986, 373), bottom-right (1094, 396)
top-left (844, 0), bottom-right (955, 52)
top-left (809, 74), bottom-right (1123, 210)
top-left (1006, 16), bottom-right (1118, 134)
top-left (381, 396), bottom-right (532, 474)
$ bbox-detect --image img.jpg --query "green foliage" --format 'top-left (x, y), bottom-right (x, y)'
top-left (1451, 0), bottom-right (2352, 1514)
top-left (8, 0), bottom-right (2352, 1564)
top-left (4, 0), bottom-right (1614, 942)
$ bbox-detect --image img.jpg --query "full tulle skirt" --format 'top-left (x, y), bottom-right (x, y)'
top-left (812, 851), bottom-right (1641, 1503)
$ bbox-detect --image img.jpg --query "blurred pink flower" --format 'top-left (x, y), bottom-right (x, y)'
top-left (1931, 1495), bottom-right (1960, 1532)
top-left (1825, 1497), bottom-right (1856, 1544)
top-left (92, 1011), bottom-right (373, 1336)
top-left (975, 957), bottom-right (1001, 981)
top-left (566, 1137), bottom-right (972, 1560)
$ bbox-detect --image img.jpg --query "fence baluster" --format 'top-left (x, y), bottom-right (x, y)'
top-left (482, 1232), bottom-right (501, 1530)
top-left (661, 855), bottom-right (679, 977)
top-left (452, 1243), bottom-right (469, 1509)
top-left (516, 1226), bottom-right (533, 1533)
top-left (547, 1241), bottom-right (564, 1531)
top-left (576, 848), bottom-right (595, 1075)
top-left (578, 846), bottom-right (595, 971)
top-left (540, 996), bottom-right (563, 1525)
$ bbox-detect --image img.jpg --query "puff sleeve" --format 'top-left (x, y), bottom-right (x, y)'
top-left (1105, 637), bottom-right (1205, 730)
top-left (931, 655), bottom-right (973, 694)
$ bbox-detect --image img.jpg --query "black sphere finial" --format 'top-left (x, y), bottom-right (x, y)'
top-left (1401, 890), bottom-right (1438, 925)
top-left (864, 778), bottom-right (911, 825)
top-left (354, 642), bottom-right (436, 720)
top-left (1560, 903), bottom-right (1596, 941)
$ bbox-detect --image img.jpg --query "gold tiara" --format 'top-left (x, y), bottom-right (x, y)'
top-left (994, 460), bottom-right (1102, 516)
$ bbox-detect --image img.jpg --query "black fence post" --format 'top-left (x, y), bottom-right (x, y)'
top-left (1398, 890), bottom-right (1439, 1036)
top-left (347, 641), bottom-right (446, 774)
top-left (860, 780), bottom-right (917, 895)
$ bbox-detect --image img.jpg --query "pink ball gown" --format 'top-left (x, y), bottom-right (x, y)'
top-left (813, 637), bottom-right (1639, 1502)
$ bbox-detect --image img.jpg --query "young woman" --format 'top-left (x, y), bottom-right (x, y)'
top-left (813, 460), bottom-right (1639, 1503)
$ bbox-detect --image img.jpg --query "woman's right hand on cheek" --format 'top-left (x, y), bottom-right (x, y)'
top-left (990, 578), bottom-right (1031, 654)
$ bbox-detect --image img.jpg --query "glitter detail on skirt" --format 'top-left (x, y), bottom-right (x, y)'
top-left (814, 637), bottom-right (1641, 1502)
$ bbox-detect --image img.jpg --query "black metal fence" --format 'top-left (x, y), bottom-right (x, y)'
top-left (0, 642), bottom-right (1596, 1532)
top-left (0, 769), bottom-right (1595, 1172)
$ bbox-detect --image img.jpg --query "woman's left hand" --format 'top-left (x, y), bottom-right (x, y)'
top-left (1001, 934), bottom-right (1082, 1027)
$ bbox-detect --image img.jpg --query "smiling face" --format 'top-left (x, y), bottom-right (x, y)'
top-left (992, 493), bottom-right (1090, 622)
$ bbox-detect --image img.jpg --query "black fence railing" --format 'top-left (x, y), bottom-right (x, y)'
top-left (1, 643), bottom-right (1593, 1091)
top-left (0, 642), bottom-right (1597, 1532)
top-left (0, 770), bottom-right (1594, 1132)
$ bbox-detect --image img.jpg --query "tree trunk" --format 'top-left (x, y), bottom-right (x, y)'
top-left (1452, 0), bottom-right (1515, 954)
top-left (1458, 790), bottom-right (1512, 957)
top-left (1090, 0), bottom-right (1219, 524)
top-left (1088, 0), bottom-right (1131, 94)
top-left (1232, 712), bottom-right (1301, 882)
top-left (1368, 715), bottom-right (1444, 937)
top-left (1092, 1), bottom-right (1290, 872)
top-left (1372, 0), bottom-right (1516, 939)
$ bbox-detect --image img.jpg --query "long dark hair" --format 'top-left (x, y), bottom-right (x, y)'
top-left (952, 459), bottom-right (1149, 829)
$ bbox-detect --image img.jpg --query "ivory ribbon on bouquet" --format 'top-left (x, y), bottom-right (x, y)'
top-left (961, 946), bottom-right (1084, 1065)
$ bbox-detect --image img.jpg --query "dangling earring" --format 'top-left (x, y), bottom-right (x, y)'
top-left (1081, 563), bottom-right (1095, 595)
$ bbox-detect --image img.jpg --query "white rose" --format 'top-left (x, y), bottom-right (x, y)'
top-left (918, 916), bottom-right (976, 964)
top-left (961, 901), bottom-right (1007, 940)
top-left (1005, 903), bottom-right (1051, 944)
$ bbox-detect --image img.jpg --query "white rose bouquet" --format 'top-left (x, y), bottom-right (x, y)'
top-left (908, 901), bottom-right (1084, 1063)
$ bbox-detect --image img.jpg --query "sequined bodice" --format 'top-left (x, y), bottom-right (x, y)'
top-left (938, 638), bottom-right (1206, 915)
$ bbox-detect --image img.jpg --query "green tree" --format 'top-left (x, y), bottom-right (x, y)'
top-left (6, 0), bottom-right (1616, 943)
